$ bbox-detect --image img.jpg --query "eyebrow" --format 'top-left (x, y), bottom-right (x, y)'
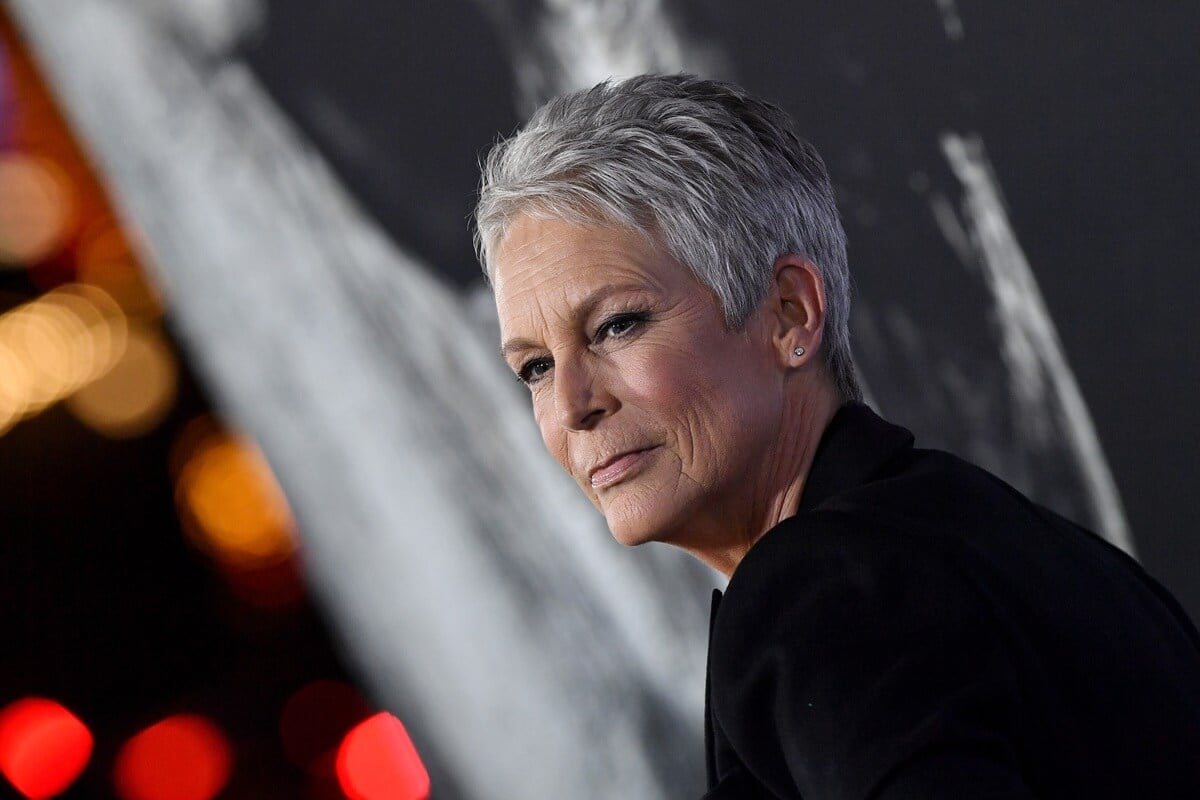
top-left (500, 283), bottom-right (648, 360)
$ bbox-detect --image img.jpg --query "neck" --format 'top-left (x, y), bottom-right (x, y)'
top-left (694, 381), bottom-right (843, 580)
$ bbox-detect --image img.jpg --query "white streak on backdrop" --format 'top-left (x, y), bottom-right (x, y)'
top-left (934, 0), bottom-right (965, 42)
top-left (530, 0), bottom-right (720, 104)
top-left (470, 0), bottom-right (731, 114)
top-left (937, 132), bottom-right (1131, 552)
top-left (129, 0), bottom-right (264, 55)
top-left (7, 0), bottom-right (720, 797)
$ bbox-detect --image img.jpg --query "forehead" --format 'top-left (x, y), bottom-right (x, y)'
top-left (492, 216), bottom-right (683, 327)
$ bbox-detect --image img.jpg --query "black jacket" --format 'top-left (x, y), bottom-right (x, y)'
top-left (703, 403), bottom-right (1200, 798)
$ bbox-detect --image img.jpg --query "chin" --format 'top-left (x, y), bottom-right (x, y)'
top-left (599, 488), bottom-right (682, 548)
top-left (605, 519), bottom-right (662, 548)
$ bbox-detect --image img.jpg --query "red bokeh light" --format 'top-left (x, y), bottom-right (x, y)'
top-left (280, 680), bottom-right (372, 777)
top-left (0, 697), bottom-right (92, 799)
top-left (112, 714), bottom-right (233, 800)
top-left (336, 712), bottom-right (430, 800)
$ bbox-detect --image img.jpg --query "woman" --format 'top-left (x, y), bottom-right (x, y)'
top-left (474, 74), bottom-right (1200, 798)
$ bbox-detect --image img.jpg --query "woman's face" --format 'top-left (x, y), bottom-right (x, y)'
top-left (493, 215), bottom-right (787, 552)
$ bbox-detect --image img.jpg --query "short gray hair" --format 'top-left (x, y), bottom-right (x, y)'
top-left (474, 73), bottom-right (861, 402)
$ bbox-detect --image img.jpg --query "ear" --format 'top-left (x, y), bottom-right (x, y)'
top-left (767, 254), bottom-right (827, 369)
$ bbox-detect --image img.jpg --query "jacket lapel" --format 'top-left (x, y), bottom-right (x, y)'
top-left (797, 402), bottom-right (915, 513)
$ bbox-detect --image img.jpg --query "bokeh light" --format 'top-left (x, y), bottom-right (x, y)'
top-left (1, 297), bottom-right (77, 410)
top-left (0, 152), bottom-right (77, 266)
top-left (280, 680), bottom-right (373, 777)
top-left (112, 714), bottom-right (232, 800)
top-left (66, 321), bottom-right (178, 438)
top-left (170, 415), bottom-right (305, 606)
top-left (0, 282), bottom-right (128, 435)
top-left (42, 283), bottom-right (127, 385)
top-left (0, 345), bottom-right (23, 430)
top-left (173, 420), bottom-right (297, 569)
top-left (336, 712), bottom-right (430, 800)
top-left (0, 697), bottom-right (93, 799)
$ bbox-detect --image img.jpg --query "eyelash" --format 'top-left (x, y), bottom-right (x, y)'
top-left (517, 311), bottom-right (649, 386)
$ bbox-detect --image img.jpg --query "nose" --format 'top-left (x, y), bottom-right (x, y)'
top-left (553, 351), bottom-right (611, 431)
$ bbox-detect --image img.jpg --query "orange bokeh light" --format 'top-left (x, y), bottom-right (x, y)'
top-left (66, 321), bottom-right (178, 439)
top-left (280, 680), bottom-right (373, 777)
top-left (0, 697), bottom-right (93, 799)
top-left (112, 714), bottom-right (232, 800)
top-left (0, 298), bottom-right (78, 410)
top-left (336, 712), bottom-right (430, 800)
top-left (0, 282), bottom-right (129, 436)
top-left (44, 282), bottom-right (128, 384)
top-left (174, 421), bottom-right (297, 569)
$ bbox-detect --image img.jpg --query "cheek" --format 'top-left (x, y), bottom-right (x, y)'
top-left (621, 344), bottom-right (772, 475)
top-left (620, 339), bottom-right (709, 407)
top-left (621, 354), bottom-right (729, 456)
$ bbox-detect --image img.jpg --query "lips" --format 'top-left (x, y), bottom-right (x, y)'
top-left (587, 447), bottom-right (657, 488)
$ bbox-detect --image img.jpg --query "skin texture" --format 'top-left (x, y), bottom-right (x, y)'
top-left (493, 215), bottom-right (842, 578)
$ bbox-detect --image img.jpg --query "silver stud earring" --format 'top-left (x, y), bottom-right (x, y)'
top-left (792, 346), bottom-right (806, 358)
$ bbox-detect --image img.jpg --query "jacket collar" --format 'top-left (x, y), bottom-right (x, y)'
top-left (704, 403), bottom-right (915, 789)
top-left (796, 401), bottom-right (915, 513)
top-left (707, 402), bottom-right (916, 618)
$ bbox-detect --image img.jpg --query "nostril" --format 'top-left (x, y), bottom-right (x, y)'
top-left (579, 408), bottom-right (605, 430)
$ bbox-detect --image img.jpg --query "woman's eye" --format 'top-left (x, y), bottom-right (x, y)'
top-left (596, 312), bottom-right (646, 342)
top-left (518, 358), bottom-right (551, 386)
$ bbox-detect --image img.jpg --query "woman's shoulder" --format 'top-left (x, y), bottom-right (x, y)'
top-left (707, 507), bottom-right (1021, 798)
top-left (714, 505), bottom-right (987, 660)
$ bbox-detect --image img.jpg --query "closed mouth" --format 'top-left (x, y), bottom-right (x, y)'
top-left (588, 446), bottom-right (657, 486)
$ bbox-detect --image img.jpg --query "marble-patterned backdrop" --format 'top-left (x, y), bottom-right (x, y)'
top-left (9, 1), bottom-right (1196, 797)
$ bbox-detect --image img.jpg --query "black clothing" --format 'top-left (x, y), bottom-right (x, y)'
top-left (702, 403), bottom-right (1200, 798)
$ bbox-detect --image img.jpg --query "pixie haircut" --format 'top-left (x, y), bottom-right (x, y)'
top-left (474, 73), bottom-right (862, 402)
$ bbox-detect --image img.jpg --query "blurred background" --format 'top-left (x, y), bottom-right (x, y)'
top-left (1, 1), bottom-right (1196, 798)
